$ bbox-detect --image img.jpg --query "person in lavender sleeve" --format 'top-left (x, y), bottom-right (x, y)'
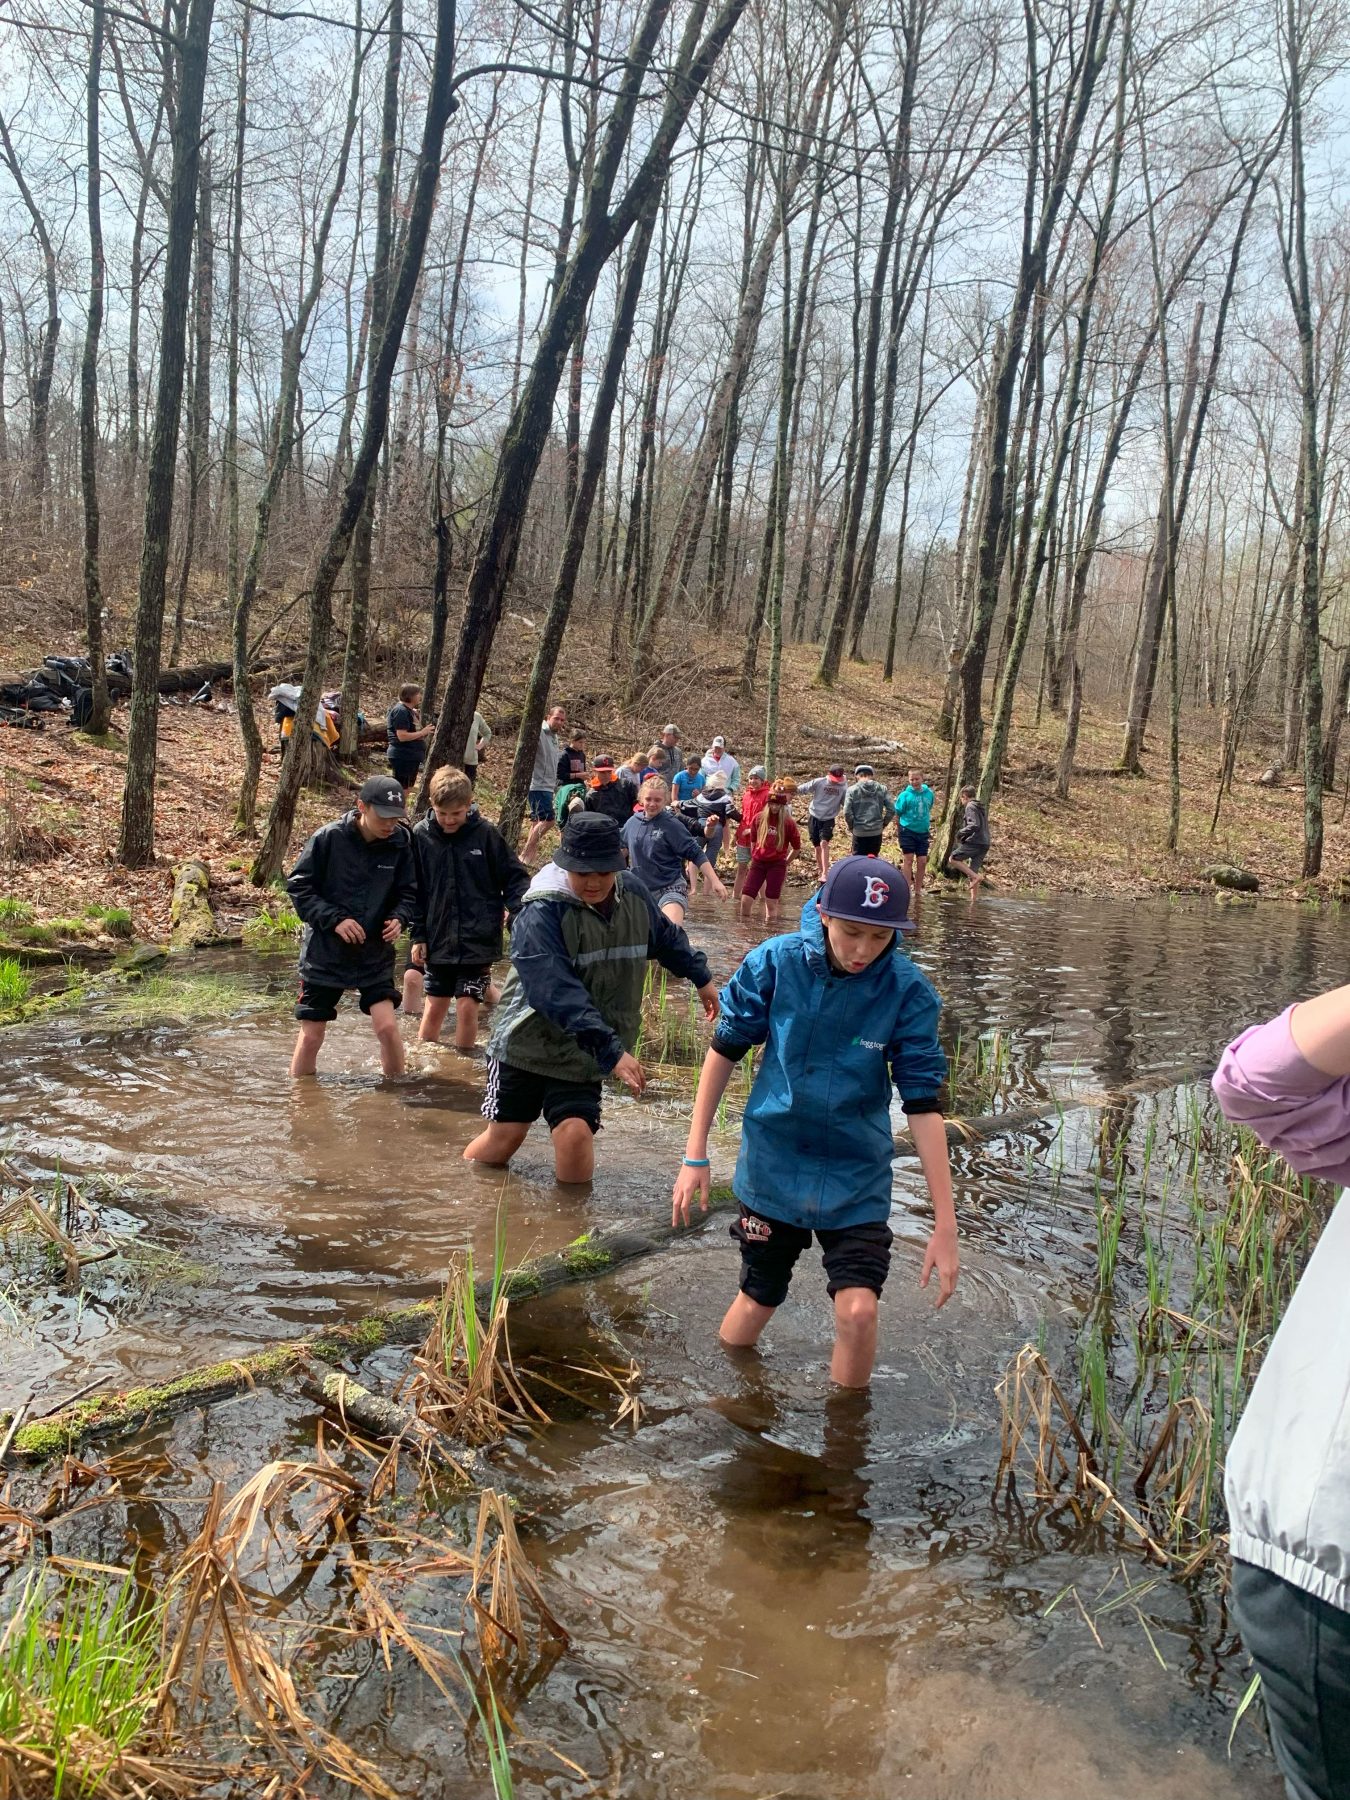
top-left (1212, 983), bottom-right (1350, 1800)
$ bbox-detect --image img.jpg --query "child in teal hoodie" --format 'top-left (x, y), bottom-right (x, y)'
top-left (671, 856), bottom-right (959, 1387)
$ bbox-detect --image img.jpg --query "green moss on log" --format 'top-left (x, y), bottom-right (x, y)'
top-left (5, 1191), bottom-right (740, 1465)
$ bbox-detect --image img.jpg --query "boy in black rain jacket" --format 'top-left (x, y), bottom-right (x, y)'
top-left (409, 767), bottom-right (529, 1049)
top-left (287, 775), bottom-right (417, 1077)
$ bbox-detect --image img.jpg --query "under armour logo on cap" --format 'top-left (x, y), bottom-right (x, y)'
top-left (358, 774), bottom-right (408, 815)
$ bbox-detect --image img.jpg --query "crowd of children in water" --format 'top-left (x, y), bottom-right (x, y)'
top-left (276, 686), bottom-right (1350, 1794)
top-left (283, 695), bottom-right (982, 1386)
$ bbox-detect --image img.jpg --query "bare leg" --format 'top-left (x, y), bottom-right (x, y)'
top-left (901, 851), bottom-right (915, 888)
top-left (463, 1121), bottom-right (530, 1166)
top-left (719, 1291), bottom-right (776, 1347)
top-left (402, 966), bottom-right (425, 1016)
top-left (821, 834), bottom-right (833, 877)
top-left (915, 853), bottom-right (928, 892)
top-left (661, 899), bottom-right (687, 925)
top-left (368, 999), bottom-right (405, 1078)
top-left (551, 1116), bottom-right (595, 1184)
top-left (290, 1019), bottom-right (327, 1078)
top-left (732, 861), bottom-right (748, 901)
top-left (484, 981), bottom-right (501, 1007)
top-left (452, 995), bottom-right (480, 1052)
top-left (737, 894), bottom-right (752, 922)
top-left (765, 897), bottom-right (781, 926)
top-left (419, 995), bottom-right (453, 1043)
top-left (830, 1286), bottom-right (879, 1388)
top-left (523, 817), bottom-right (553, 862)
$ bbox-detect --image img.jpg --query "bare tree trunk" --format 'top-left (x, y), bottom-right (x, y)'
top-left (1281, 0), bottom-right (1324, 876)
top-left (423, 0), bottom-right (752, 804)
top-left (1118, 305), bottom-right (1203, 773)
top-left (339, 0), bottom-right (402, 757)
top-left (233, 0), bottom-right (363, 834)
top-left (117, 0), bottom-right (217, 869)
top-left (170, 150), bottom-right (215, 665)
top-left (500, 199), bottom-right (660, 846)
top-left (0, 105), bottom-right (60, 513)
top-left (252, 0), bottom-right (461, 884)
top-left (949, 0), bottom-right (1115, 825)
top-left (80, 0), bottom-right (112, 736)
top-left (631, 3), bottom-right (845, 683)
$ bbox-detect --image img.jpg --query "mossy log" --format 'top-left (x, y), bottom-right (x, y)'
top-left (1203, 864), bottom-right (1259, 893)
top-left (170, 861), bottom-right (216, 947)
top-left (4, 1189), bottom-right (739, 1465)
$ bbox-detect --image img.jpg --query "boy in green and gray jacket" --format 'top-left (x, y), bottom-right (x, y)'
top-left (465, 812), bottom-right (719, 1184)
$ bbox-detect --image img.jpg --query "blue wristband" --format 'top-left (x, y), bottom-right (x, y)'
top-left (682, 1157), bottom-right (710, 1168)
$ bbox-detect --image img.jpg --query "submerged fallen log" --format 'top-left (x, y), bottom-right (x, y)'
top-left (4, 1190), bottom-right (739, 1464)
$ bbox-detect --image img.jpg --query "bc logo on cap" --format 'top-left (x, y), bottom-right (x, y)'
top-left (860, 874), bottom-right (890, 909)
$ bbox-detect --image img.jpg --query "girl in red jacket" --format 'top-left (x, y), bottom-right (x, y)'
top-left (739, 781), bottom-right (800, 926)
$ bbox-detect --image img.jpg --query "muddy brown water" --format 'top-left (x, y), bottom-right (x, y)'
top-left (2, 891), bottom-right (1346, 1795)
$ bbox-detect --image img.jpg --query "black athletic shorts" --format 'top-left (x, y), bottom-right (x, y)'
top-left (296, 977), bottom-right (401, 1022)
top-left (808, 815), bottom-right (836, 846)
top-left (730, 1205), bottom-right (893, 1309)
top-left (851, 833), bottom-right (883, 858)
top-left (424, 961), bottom-right (492, 1001)
top-left (948, 844), bottom-right (987, 872)
top-left (482, 1056), bottom-right (603, 1134)
top-left (898, 827), bottom-right (931, 855)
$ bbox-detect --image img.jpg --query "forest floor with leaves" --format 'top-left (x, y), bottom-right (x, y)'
top-left (1, 607), bottom-right (1345, 943)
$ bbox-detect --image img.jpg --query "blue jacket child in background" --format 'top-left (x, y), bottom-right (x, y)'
top-left (671, 856), bottom-right (959, 1388)
top-left (893, 769), bottom-right (937, 896)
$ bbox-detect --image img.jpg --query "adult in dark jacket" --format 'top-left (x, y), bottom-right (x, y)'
top-left (465, 812), bottom-right (720, 1184)
top-left (387, 682), bottom-right (434, 790)
top-left (582, 755), bottom-right (634, 825)
top-left (408, 767), bottom-right (529, 1050)
top-left (287, 775), bottom-right (418, 1077)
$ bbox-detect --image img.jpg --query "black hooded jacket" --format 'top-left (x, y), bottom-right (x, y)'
top-left (410, 808), bottom-right (530, 966)
top-left (582, 776), bottom-right (634, 826)
top-left (287, 811), bottom-right (417, 987)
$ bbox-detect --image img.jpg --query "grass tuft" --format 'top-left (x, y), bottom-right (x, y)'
top-left (241, 901), bottom-right (303, 952)
top-left (0, 1563), bottom-right (168, 1797)
top-left (0, 958), bottom-right (32, 1010)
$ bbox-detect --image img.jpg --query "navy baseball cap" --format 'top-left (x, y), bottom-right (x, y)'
top-left (817, 856), bottom-right (913, 931)
top-left (358, 774), bottom-right (407, 817)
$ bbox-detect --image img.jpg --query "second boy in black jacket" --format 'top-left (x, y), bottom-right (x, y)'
top-left (409, 767), bottom-right (530, 1049)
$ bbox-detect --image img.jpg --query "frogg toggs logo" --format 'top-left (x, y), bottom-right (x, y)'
top-left (851, 1034), bottom-right (885, 1050)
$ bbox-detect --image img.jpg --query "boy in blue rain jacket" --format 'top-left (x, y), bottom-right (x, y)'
top-left (671, 856), bottom-right (959, 1388)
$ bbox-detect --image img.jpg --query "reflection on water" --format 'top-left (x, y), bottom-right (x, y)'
top-left (0, 892), bottom-right (1339, 1796)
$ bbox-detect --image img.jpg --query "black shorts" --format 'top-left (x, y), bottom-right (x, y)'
top-left (898, 827), bottom-right (931, 855)
top-left (424, 961), bottom-right (492, 1001)
top-left (482, 1056), bottom-right (602, 1134)
top-left (463, 762), bottom-right (478, 785)
top-left (851, 833), bottom-right (883, 858)
top-left (730, 1205), bottom-right (893, 1309)
top-left (296, 977), bottom-right (400, 1022)
top-left (389, 756), bottom-right (422, 792)
top-left (948, 844), bottom-right (987, 872)
top-left (808, 815), bottom-right (836, 846)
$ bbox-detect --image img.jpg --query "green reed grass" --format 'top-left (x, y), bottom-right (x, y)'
top-left (1004, 1099), bottom-right (1336, 1553)
top-left (0, 957), bottom-right (31, 1010)
top-left (0, 1564), bottom-right (165, 1796)
top-left (241, 900), bottom-right (303, 952)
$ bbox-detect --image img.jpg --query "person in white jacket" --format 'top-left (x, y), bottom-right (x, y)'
top-left (1212, 982), bottom-right (1350, 1800)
